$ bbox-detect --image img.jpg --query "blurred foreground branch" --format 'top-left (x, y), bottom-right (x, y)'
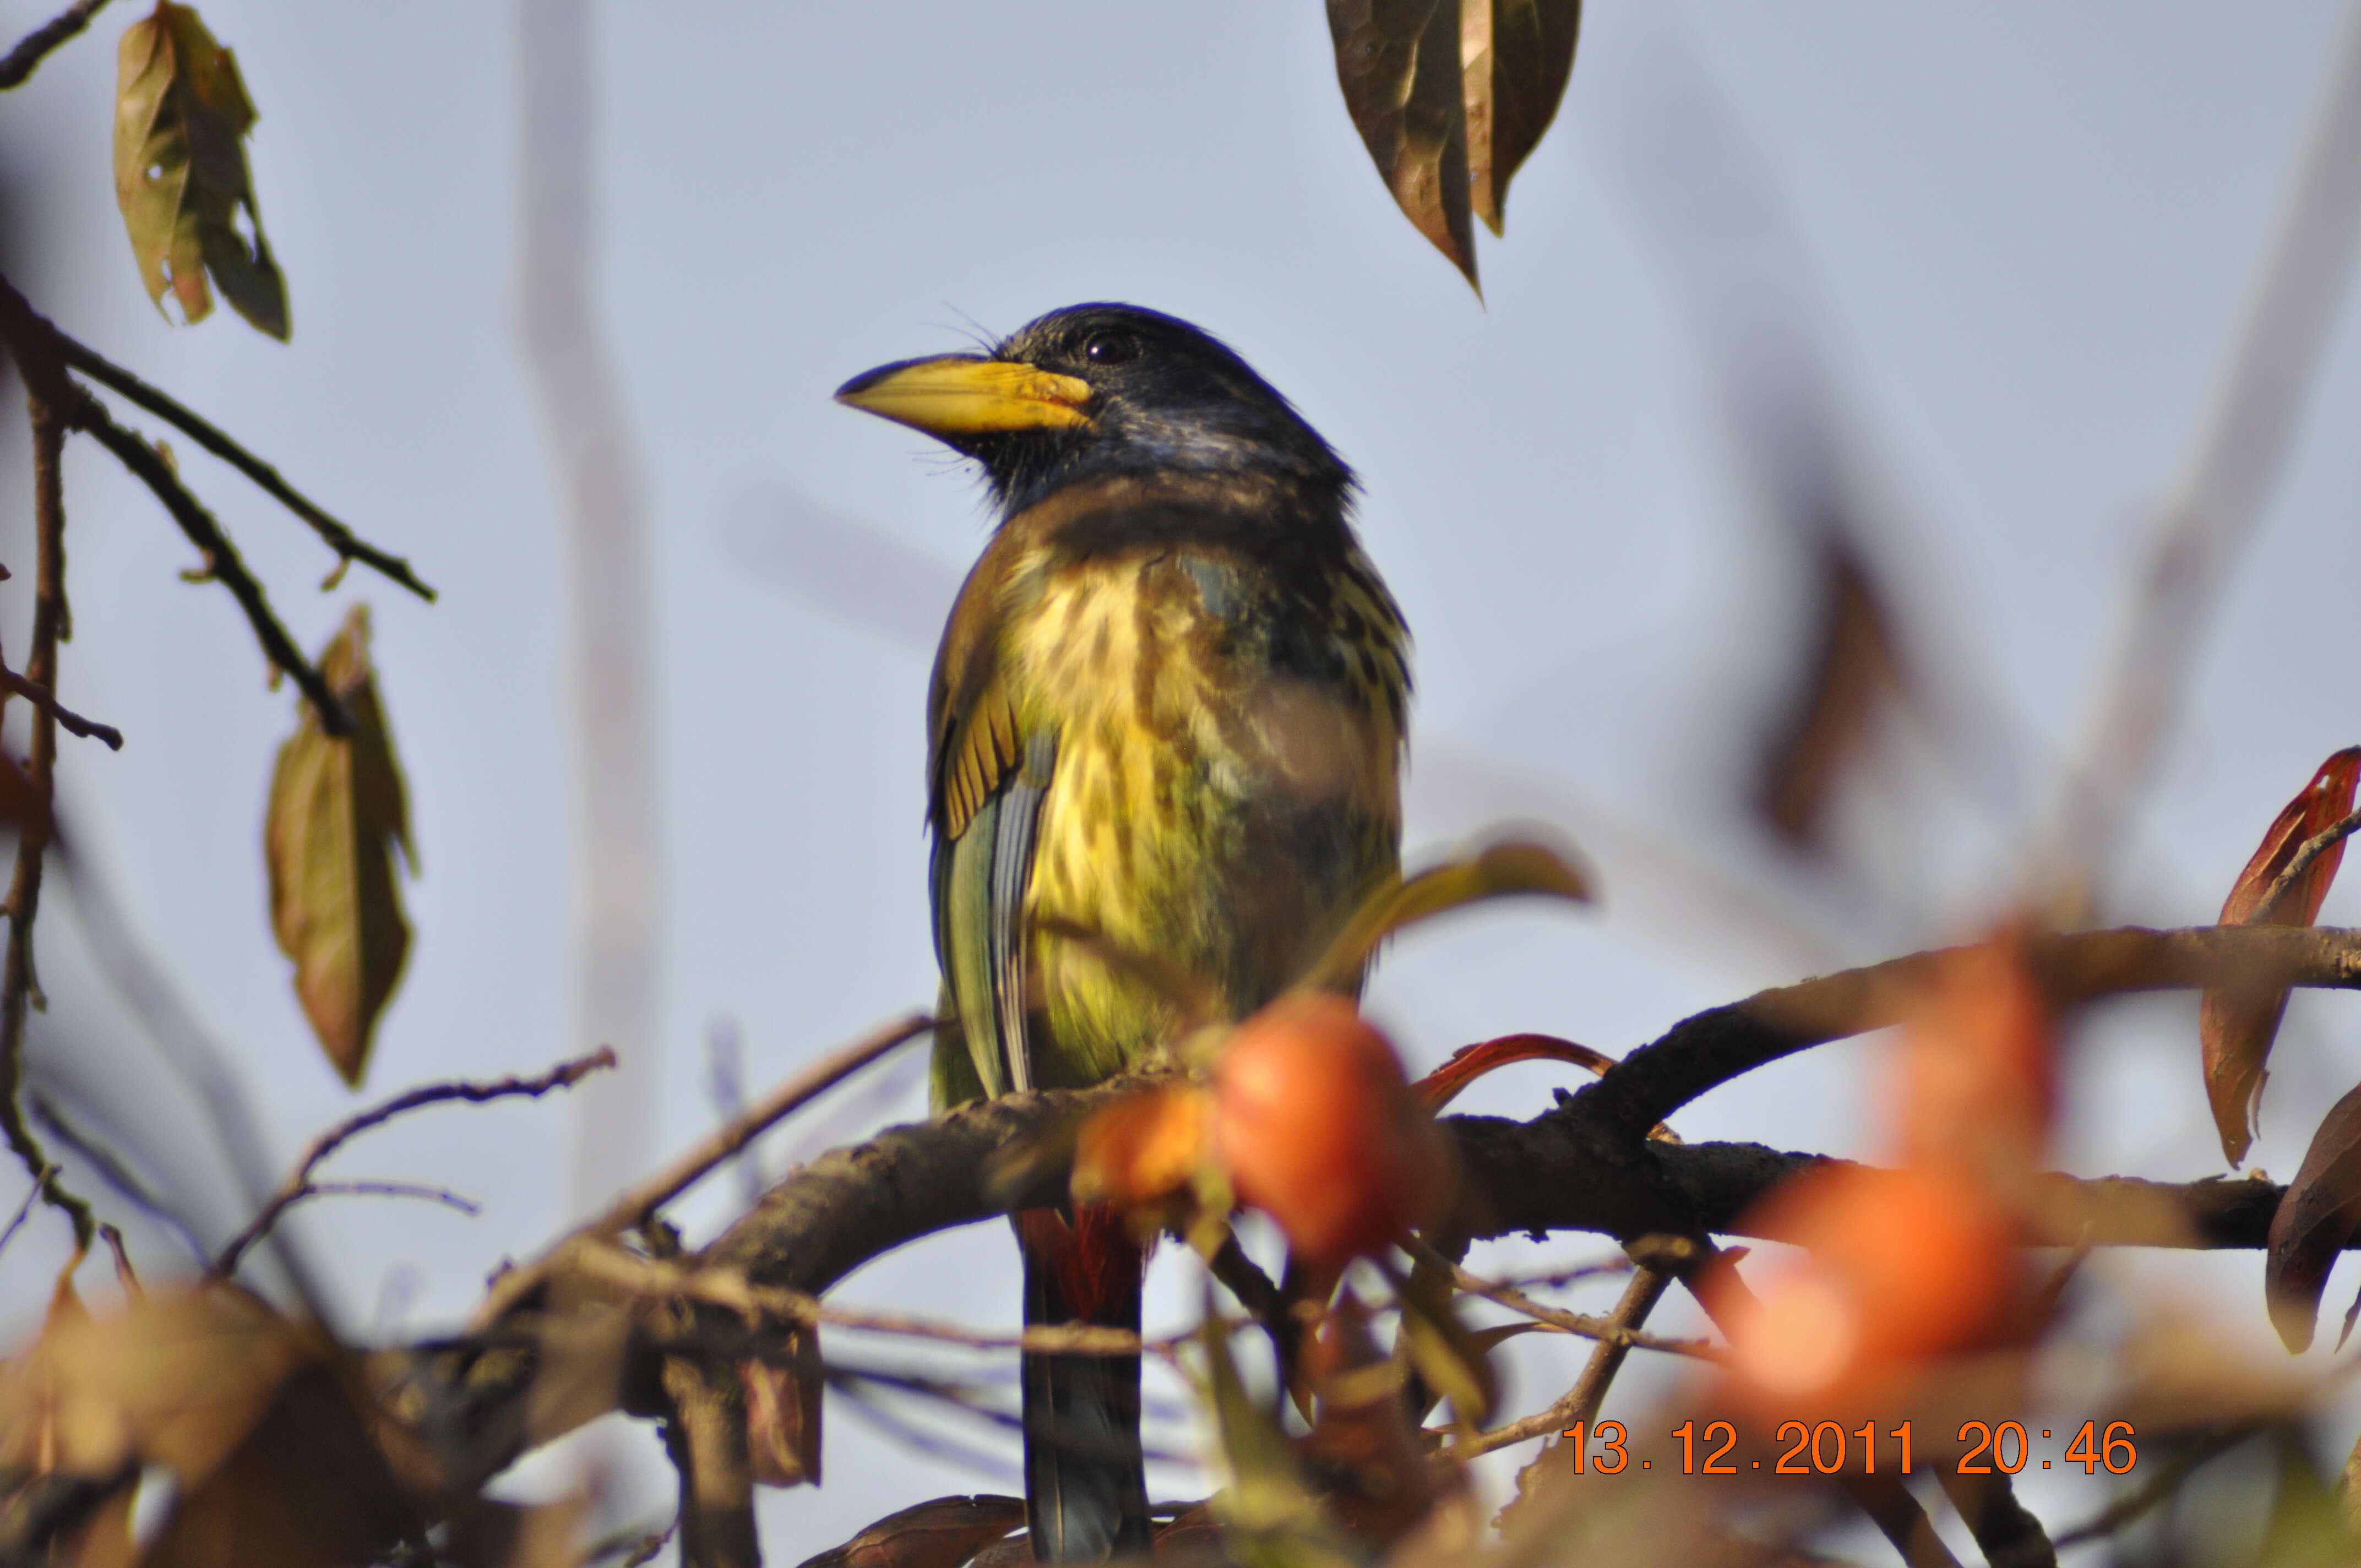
top-left (387, 921), bottom-right (2361, 1505)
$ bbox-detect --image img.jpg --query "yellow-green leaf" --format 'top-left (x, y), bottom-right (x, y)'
top-left (1194, 1302), bottom-right (1359, 1568)
top-left (265, 605), bottom-right (414, 1084)
top-left (113, 2), bottom-right (289, 337)
top-left (1298, 836), bottom-right (1591, 994)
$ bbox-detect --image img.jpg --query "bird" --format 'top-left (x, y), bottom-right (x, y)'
top-left (835, 303), bottom-right (1410, 1561)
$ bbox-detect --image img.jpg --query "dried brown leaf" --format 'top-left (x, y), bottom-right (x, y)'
top-left (2203, 747), bottom-right (2361, 1167)
top-left (0, 1285), bottom-right (416, 1568)
top-left (447, 1496), bottom-right (590, 1568)
top-left (2267, 1079), bottom-right (2361, 1352)
top-left (112, 3), bottom-right (288, 337)
top-left (790, 1495), bottom-right (1026, 1568)
top-left (742, 1325), bottom-right (823, 1488)
top-left (1461, 0), bottom-right (1582, 235)
top-left (264, 604), bottom-right (415, 1085)
top-left (516, 1304), bottom-right (630, 1452)
top-left (1328, 0), bottom-right (1479, 288)
top-left (1755, 538), bottom-right (1907, 849)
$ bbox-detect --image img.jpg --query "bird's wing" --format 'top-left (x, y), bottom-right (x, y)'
top-left (928, 568), bottom-right (1055, 1099)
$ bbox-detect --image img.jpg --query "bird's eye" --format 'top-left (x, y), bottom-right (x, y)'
top-left (1081, 331), bottom-right (1139, 367)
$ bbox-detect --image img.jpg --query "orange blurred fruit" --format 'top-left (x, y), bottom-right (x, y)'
top-left (1211, 995), bottom-right (1449, 1266)
top-left (1721, 1163), bottom-right (2017, 1402)
top-left (1070, 1084), bottom-right (1213, 1211)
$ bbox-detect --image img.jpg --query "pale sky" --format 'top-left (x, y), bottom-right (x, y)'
top-left (1, 2), bottom-right (2358, 1560)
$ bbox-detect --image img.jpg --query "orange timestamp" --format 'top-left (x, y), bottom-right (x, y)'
top-left (1560, 1419), bottom-right (2138, 1477)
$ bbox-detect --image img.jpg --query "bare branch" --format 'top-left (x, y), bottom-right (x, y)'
top-left (2053, 1427), bottom-right (2258, 1547)
top-left (72, 401), bottom-right (355, 737)
top-left (0, 1166), bottom-right (54, 1260)
top-left (214, 1048), bottom-right (615, 1277)
top-left (591, 1009), bottom-right (931, 1237)
top-left (1583, 923), bottom-right (2361, 1137)
top-left (394, 923), bottom-right (2361, 1498)
top-left (0, 662), bottom-right (118, 749)
top-left (1468, 1261), bottom-right (1678, 1464)
top-left (28, 1092), bottom-right (209, 1264)
top-left (0, 0), bottom-right (111, 90)
top-left (292, 1179), bottom-right (482, 1216)
top-left (1417, 1242), bottom-right (1720, 1364)
top-left (0, 387), bottom-right (95, 1247)
top-left (53, 337), bottom-right (436, 600)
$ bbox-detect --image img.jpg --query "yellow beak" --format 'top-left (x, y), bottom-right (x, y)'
top-left (833, 354), bottom-right (1095, 439)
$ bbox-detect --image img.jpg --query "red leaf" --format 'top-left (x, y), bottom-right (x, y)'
top-left (791, 1496), bottom-right (1027, 1568)
top-left (1412, 1032), bottom-right (1615, 1112)
top-left (2266, 1077), bottom-right (2361, 1352)
top-left (2202, 747), bottom-right (2361, 1166)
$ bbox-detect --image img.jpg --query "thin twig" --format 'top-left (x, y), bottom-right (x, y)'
top-left (2043, 7), bottom-right (2361, 903)
top-left (214, 1048), bottom-right (614, 1277)
top-left (1461, 1262), bottom-right (1677, 1461)
top-left (72, 401), bottom-right (354, 736)
top-left (295, 1179), bottom-right (482, 1216)
top-left (591, 1010), bottom-right (931, 1235)
top-left (0, 388), bottom-right (95, 1248)
top-left (2053, 1426), bottom-right (2257, 1547)
top-left (564, 1237), bottom-right (1162, 1359)
top-left (0, 0), bottom-right (111, 90)
top-left (0, 1164), bottom-right (55, 1260)
top-left (1419, 1243), bottom-right (1721, 1363)
top-left (51, 337), bottom-right (436, 601)
top-left (1682, 1242), bottom-right (1963, 1568)
top-left (29, 1092), bottom-right (208, 1264)
top-left (0, 662), bottom-right (119, 749)
top-left (2253, 806), bottom-right (2361, 924)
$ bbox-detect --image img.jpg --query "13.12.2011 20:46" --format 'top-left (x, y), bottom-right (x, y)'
top-left (1560, 1419), bottom-right (2138, 1476)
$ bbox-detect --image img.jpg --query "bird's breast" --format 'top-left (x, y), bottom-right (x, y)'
top-left (1007, 547), bottom-right (1406, 1043)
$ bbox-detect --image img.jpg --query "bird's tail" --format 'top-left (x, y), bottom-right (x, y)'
top-left (1014, 1205), bottom-right (1151, 1562)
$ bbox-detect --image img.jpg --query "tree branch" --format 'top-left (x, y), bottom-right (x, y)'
top-left (590, 1010), bottom-right (929, 1238)
top-left (0, 270), bottom-right (431, 601)
top-left (72, 402), bottom-right (355, 737)
top-left (0, 385), bottom-right (94, 1246)
top-left (0, 661), bottom-right (118, 749)
top-left (1580, 923), bottom-right (2361, 1137)
top-left (389, 923), bottom-right (2361, 1501)
top-left (0, 0), bottom-right (111, 91)
top-left (50, 335), bottom-right (436, 600)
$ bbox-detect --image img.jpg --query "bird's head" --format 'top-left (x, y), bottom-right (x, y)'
top-left (835, 303), bottom-right (1352, 516)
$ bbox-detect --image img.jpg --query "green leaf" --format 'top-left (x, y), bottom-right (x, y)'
top-left (265, 605), bottom-right (414, 1084)
top-left (1195, 1300), bottom-right (1358, 1568)
top-left (113, 2), bottom-right (289, 337)
top-left (1391, 1251), bottom-right (1496, 1430)
top-left (1298, 836), bottom-right (1591, 994)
